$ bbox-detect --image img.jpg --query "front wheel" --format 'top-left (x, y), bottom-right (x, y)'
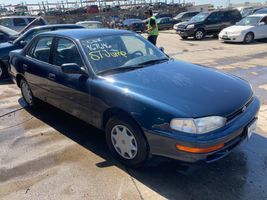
top-left (243, 32), bottom-right (254, 44)
top-left (194, 29), bottom-right (205, 40)
top-left (105, 116), bottom-right (149, 168)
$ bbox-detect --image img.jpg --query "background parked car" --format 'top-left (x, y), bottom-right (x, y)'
top-left (0, 24), bottom-right (84, 80)
top-left (175, 9), bottom-right (242, 40)
top-left (121, 19), bottom-right (145, 32)
top-left (154, 13), bottom-right (173, 19)
top-left (0, 16), bottom-right (47, 32)
top-left (219, 14), bottom-right (267, 44)
top-left (0, 25), bottom-right (18, 43)
top-left (157, 17), bottom-right (178, 30)
top-left (76, 21), bottom-right (104, 29)
top-left (254, 7), bottom-right (267, 14)
top-left (173, 11), bottom-right (200, 23)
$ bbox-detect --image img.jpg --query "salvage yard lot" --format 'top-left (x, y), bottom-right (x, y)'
top-left (0, 31), bottom-right (267, 200)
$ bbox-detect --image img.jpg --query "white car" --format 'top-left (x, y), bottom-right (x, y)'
top-left (219, 14), bottom-right (267, 44)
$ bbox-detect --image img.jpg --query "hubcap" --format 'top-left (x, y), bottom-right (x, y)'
top-left (111, 125), bottom-right (138, 159)
top-left (246, 34), bottom-right (253, 43)
top-left (196, 31), bottom-right (203, 39)
top-left (0, 66), bottom-right (3, 78)
top-left (21, 82), bottom-right (33, 105)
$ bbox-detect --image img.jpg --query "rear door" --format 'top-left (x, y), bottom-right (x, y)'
top-left (23, 36), bottom-right (54, 100)
top-left (49, 37), bottom-right (92, 121)
top-left (205, 12), bottom-right (224, 34)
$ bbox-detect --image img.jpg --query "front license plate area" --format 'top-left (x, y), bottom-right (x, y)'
top-left (247, 119), bottom-right (257, 139)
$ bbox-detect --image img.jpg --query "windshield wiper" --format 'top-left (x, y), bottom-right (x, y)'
top-left (97, 65), bottom-right (145, 75)
top-left (136, 58), bottom-right (169, 66)
top-left (97, 58), bottom-right (169, 76)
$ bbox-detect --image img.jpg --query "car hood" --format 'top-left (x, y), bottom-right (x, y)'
top-left (104, 60), bottom-right (252, 118)
top-left (221, 25), bottom-right (254, 33)
top-left (0, 42), bottom-right (13, 48)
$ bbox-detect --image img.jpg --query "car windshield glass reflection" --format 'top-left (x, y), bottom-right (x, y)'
top-left (81, 33), bottom-right (168, 75)
top-left (236, 16), bottom-right (261, 26)
top-left (189, 12), bottom-right (209, 22)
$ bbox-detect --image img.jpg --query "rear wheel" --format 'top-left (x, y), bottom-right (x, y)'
top-left (194, 29), bottom-right (205, 40)
top-left (105, 116), bottom-right (149, 168)
top-left (20, 79), bottom-right (38, 108)
top-left (0, 63), bottom-right (7, 80)
top-left (243, 32), bottom-right (254, 44)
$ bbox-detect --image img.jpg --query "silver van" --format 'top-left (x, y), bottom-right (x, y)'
top-left (0, 16), bottom-right (47, 32)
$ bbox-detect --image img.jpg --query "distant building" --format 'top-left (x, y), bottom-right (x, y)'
top-left (187, 4), bottom-right (214, 12)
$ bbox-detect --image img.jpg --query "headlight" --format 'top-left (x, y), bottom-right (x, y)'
top-left (170, 116), bottom-right (226, 134)
top-left (186, 24), bottom-right (194, 29)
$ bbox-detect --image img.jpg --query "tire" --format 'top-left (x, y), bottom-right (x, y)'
top-left (194, 29), bottom-right (205, 40)
top-left (243, 32), bottom-right (254, 44)
top-left (105, 116), bottom-right (149, 168)
top-left (20, 79), bottom-right (38, 108)
top-left (181, 36), bottom-right (188, 40)
top-left (0, 63), bottom-right (7, 80)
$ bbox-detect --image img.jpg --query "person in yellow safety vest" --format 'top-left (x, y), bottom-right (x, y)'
top-left (145, 9), bottom-right (159, 46)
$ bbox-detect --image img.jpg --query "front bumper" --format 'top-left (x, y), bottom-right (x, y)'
top-left (219, 33), bottom-right (244, 42)
top-left (176, 28), bottom-right (195, 37)
top-left (145, 97), bottom-right (260, 163)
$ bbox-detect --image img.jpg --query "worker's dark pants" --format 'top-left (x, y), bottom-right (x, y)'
top-left (148, 35), bottom-right (158, 46)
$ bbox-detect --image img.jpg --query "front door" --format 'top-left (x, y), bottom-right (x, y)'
top-left (49, 37), bottom-right (92, 123)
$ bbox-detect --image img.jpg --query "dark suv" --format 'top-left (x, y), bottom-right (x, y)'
top-left (176, 9), bottom-right (242, 40)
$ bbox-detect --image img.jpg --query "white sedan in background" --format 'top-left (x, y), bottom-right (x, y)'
top-left (219, 14), bottom-right (267, 44)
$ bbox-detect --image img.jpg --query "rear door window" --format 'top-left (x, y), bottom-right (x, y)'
top-left (0, 18), bottom-right (12, 27)
top-left (13, 18), bottom-right (27, 26)
top-left (32, 37), bottom-right (53, 63)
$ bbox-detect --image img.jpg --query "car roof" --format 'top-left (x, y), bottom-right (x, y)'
top-left (77, 21), bottom-right (102, 24)
top-left (248, 13), bottom-right (267, 17)
top-left (0, 16), bottom-right (36, 19)
top-left (27, 24), bottom-right (84, 31)
top-left (38, 29), bottom-right (132, 40)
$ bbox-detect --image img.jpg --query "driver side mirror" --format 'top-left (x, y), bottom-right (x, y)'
top-left (258, 22), bottom-right (265, 26)
top-left (61, 63), bottom-right (87, 75)
top-left (159, 47), bottom-right (165, 52)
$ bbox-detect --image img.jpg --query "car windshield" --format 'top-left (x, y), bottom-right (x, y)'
top-left (81, 33), bottom-right (168, 75)
top-left (174, 12), bottom-right (185, 19)
top-left (189, 12), bottom-right (209, 22)
top-left (0, 25), bottom-right (18, 36)
top-left (236, 16), bottom-right (261, 26)
top-left (123, 19), bottom-right (141, 25)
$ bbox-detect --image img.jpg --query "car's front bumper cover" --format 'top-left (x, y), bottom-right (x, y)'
top-left (144, 96), bottom-right (260, 163)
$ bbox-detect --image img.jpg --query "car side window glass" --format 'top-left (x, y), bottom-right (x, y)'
top-left (24, 29), bottom-right (51, 43)
top-left (0, 18), bottom-right (12, 27)
top-left (13, 18), bottom-right (27, 26)
top-left (52, 38), bottom-right (84, 67)
top-left (32, 37), bottom-right (53, 63)
top-left (260, 17), bottom-right (267, 24)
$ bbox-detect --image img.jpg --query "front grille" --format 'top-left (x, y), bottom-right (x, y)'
top-left (178, 25), bottom-right (186, 29)
top-left (226, 97), bottom-right (253, 122)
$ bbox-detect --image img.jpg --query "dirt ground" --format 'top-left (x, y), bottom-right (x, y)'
top-left (0, 31), bottom-right (267, 200)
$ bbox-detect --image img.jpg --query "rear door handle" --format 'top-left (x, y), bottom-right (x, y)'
top-left (48, 73), bottom-right (56, 81)
top-left (23, 64), bottom-right (28, 70)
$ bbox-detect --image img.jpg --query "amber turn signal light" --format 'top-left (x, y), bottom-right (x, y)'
top-left (176, 143), bottom-right (224, 153)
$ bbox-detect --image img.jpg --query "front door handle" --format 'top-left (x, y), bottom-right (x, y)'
top-left (48, 73), bottom-right (56, 81)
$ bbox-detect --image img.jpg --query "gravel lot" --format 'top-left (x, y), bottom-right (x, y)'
top-left (0, 30), bottom-right (267, 200)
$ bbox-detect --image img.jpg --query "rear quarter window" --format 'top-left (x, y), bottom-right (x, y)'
top-left (13, 18), bottom-right (27, 26)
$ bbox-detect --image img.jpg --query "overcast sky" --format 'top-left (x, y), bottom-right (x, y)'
top-left (0, 0), bottom-right (265, 7)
